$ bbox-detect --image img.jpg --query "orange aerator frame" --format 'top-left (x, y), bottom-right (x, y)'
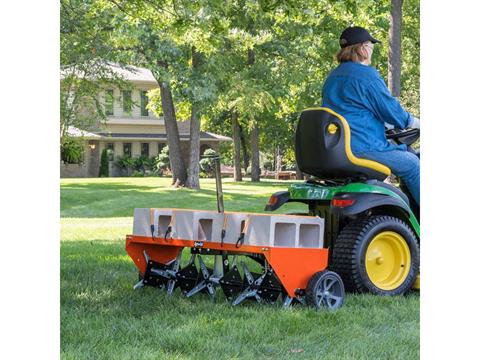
top-left (126, 234), bottom-right (329, 298)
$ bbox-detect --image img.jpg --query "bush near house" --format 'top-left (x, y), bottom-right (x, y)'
top-left (133, 155), bottom-right (156, 174)
top-left (115, 155), bottom-right (159, 177)
top-left (61, 137), bottom-right (84, 164)
top-left (115, 155), bottom-right (135, 176)
top-left (99, 149), bottom-right (109, 177)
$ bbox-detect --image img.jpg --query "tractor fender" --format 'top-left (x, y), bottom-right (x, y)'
top-left (330, 192), bottom-right (410, 217)
top-left (264, 191), bottom-right (290, 211)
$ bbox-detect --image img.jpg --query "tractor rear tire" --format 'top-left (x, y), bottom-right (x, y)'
top-left (330, 215), bottom-right (419, 296)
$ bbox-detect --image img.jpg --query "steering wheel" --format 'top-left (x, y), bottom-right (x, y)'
top-left (385, 128), bottom-right (420, 146)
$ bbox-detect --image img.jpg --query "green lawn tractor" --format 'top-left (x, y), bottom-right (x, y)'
top-left (265, 107), bottom-right (420, 295)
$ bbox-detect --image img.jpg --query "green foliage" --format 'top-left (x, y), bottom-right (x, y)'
top-left (199, 148), bottom-right (218, 178)
top-left (61, 137), bottom-right (84, 164)
top-left (153, 146), bottom-right (171, 175)
top-left (115, 155), bottom-right (135, 170)
top-left (60, 0), bottom-right (131, 140)
top-left (133, 155), bottom-right (154, 172)
top-left (99, 148), bottom-right (109, 177)
top-left (114, 155), bottom-right (156, 176)
top-left (62, 0), bottom-right (420, 176)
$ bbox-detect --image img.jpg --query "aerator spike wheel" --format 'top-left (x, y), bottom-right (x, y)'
top-left (166, 253), bottom-right (182, 295)
top-left (219, 262), bottom-right (244, 301)
top-left (185, 256), bottom-right (216, 299)
top-left (137, 251), bottom-right (183, 293)
top-left (176, 254), bottom-right (199, 295)
top-left (231, 261), bottom-right (283, 306)
top-left (232, 263), bottom-right (265, 305)
top-left (256, 268), bottom-right (283, 304)
top-left (306, 271), bottom-right (345, 310)
top-left (140, 260), bottom-right (170, 289)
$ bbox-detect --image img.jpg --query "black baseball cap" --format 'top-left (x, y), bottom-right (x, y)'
top-left (339, 26), bottom-right (380, 48)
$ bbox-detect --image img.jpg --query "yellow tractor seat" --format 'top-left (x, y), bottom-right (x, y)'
top-left (295, 107), bottom-right (391, 181)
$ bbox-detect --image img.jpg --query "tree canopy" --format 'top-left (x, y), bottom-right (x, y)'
top-left (61, 0), bottom-right (420, 181)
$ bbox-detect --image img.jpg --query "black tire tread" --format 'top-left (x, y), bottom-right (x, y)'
top-left (330, 215), bottom-right (419, 295)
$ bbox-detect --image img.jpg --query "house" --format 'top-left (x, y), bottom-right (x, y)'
top-left (61, 63), bottom-right (231, 178)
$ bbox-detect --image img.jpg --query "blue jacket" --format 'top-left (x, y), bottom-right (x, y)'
top-left (321, 61), bottom-right (413, 154)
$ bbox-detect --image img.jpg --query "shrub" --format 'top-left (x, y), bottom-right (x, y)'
top-left (61, 137), bottom-right (84, 164)
top-left (199, 148), bottom-right (217, 178)
top-left (133, 155), bottom-right (151, 172)
top-left (115, 155), bottom-right (135, 170)
top-left (153, 146), bottom-right (170, 175)
top-left (99, 149), bottom-right (109, 177)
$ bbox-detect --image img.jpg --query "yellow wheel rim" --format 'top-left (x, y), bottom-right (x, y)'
top-left (365, 231), bottom-right (411, 290)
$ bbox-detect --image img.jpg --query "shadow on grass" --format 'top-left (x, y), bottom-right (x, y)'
top-left (60, 182), bottom-right (155, 191)
top-left (223, 180), bottom-right (299, 187)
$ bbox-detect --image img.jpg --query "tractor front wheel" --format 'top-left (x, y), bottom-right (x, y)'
top-left (330, 215), bottom-right (419, 296)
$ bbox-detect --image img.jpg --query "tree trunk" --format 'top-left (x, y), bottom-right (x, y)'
top-left (238, 123), bottom-right (250, 172)
top-left (274, 146), bottom-right (282, 179)
top-left (231, 111), bottom-right (243, 181)
top-left (186, 46), bottom-right (201, 189)
top-left (186, 103), bottom-right (201, 189)
top-left (159, 80), bottom-right (187, 186)
top-left (388, 0), bottom-right (403, 97)
top-left (250, 121), bottom-right (260, 182)
top-left (295, 162), bottom-right (304, 180)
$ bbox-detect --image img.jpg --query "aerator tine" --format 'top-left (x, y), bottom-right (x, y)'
top-left (176, 253), bottom-right (199, 295)
top-left (219, 256), bottom-right (244, 301)
top-left (185, 255), bottom-right (215, 299)
top-left (231, 262), bottom-right (265, 305)
top-left (166, 252), bottom-right (182, 295)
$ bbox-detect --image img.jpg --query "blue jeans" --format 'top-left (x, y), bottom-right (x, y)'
top-left (355, 149), bottom-right (420, 205)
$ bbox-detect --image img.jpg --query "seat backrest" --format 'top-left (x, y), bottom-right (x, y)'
top-left (295, 107), bottom-right (391, 181)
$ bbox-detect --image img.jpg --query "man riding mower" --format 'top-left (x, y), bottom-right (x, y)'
top-left (265, 107), bottom-right (420, 296)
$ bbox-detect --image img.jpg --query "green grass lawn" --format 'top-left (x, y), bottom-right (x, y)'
top-left (61, 177), bottom-right (419, 360)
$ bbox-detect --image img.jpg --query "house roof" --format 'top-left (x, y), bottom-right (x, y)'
top-left (95, 132), bottom-right (232, 142)
top-left (107, 63), bottom-right (158, 84)
top-left (66, 126), bottom-right (102, 139)
top-left (61, 62), bottom-right (158, 85)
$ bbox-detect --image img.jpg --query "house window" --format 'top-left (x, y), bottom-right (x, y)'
top-left (158, 142), bottom-right (166, 154)
top-left (105, 89), bottom-right (114, 116)
top-left (122, 90), bottom-right (132, 114)
top-left (123, 143), bottom-right (132, 157)
top-left (140, 90), bottom-right (149, 117)
top-left (106, 143), bottom-right (114, 161)
top-left (141, 143), bottom-right (149, 157)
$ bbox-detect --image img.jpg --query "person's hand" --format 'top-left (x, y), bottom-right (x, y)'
top-left (410, 116), bottom-right (420, 129)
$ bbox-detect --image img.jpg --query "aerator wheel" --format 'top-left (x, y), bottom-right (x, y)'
top-left (306, 271), bottom-right (345, 310)
top-left (330, 215), bottom-right (419, 295)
